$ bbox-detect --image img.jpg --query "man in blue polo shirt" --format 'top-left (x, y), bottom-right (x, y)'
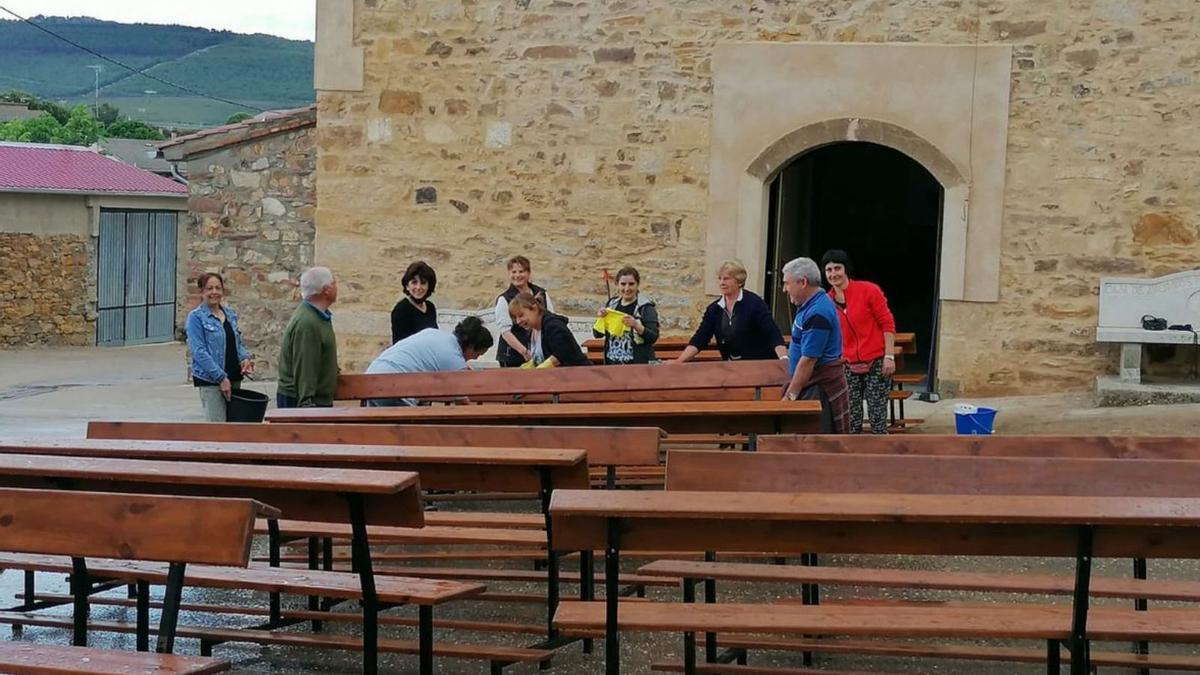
top-left (780, 257), bottom-right (850, 433)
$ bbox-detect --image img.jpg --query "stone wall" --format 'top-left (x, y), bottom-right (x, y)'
top-left (317, 1), bottom-right (1200, 391)
top-left (178, 125), bottom-right (316, 375)
top-left (0, 233), bottom-right (92, 347)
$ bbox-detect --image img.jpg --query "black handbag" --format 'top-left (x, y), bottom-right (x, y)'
top-left (1142, 315), bottom-right (1168, 331)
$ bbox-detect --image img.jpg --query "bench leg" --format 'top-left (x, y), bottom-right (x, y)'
top-left (1069, 526), bottom-right (1094, 675)
top-left (1047, 640), bottom-right (1060, 675)
top-left (605, 517), bottom-right (622, 675)
top-left (1133, 557), bottom-right (1149, 675)
top-left (606, 465), bottom-right (617, 490)
top-left (156, 562), bottom-right (187, 654)
top-left (307, 536), bottom-right (323, 632)
top-left (70, 557), bottom-right (89, 647)
top-left (704, 551), bottom-right (717, 663)
top-left (267, 518), bottom-right (282, 626)
top-left (682, 578), bottom-right (697, 675)
top-left (12, 570), bottom-right (35, 633)
top-left (539, 468), bottom-right (560, 643)
top-left (580, 550), bottom-right (595, 654)
top-left (419, 605), bottom-right (433, 675)
top-left (1120, 343), bottom-right (1142, 383)
top-left (347, 494), bottom-right (380, 675)
top-left (136, 581), bottom-right (150, 652)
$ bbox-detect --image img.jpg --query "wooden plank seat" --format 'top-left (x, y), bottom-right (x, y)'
top-left (757, 433), bottom-right (1200, 458)
top-left (0, 611), bottom-right (554, 670)
top-left (650, 663), bottom-right (897, 675)
top-left (0, 487), bottom-right (269, 660)
top-left (0, 640), bottom-right (231, 675)
top-left (548, 488), bottom-right (1200, 675)
top-left (266, 400), bottom-right (825, 437)
top-left (700, 635), bottom-right (1200, 673)
top-left (87, 420), bottom-right (663, 490)
top-left (581, 334), bottom-right (917, 354)
top-left (0, 448), bottom-right (422, 675)
top-left (0, 553), bottom-right (483, 606)
top-left (332, 359), bottom-right (790, 403)
top-left (22, 592), bottom-right (550, 636)
top-left (254, 520), bottom-right (546, 547)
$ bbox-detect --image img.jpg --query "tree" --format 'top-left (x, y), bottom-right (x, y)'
top-left (59, 105), bottom-right (105, 145)
top-left (225, 112), bottom-right (253, 125)
top-left (96, 102), bottom-right (121, 126)
top-left (106, 118), bottom-right (165, 140)
top-left (0, 114), bottom-right (62, 143)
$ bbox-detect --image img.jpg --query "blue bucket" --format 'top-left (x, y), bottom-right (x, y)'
top-left (954, 405), bottom-right (997, 435)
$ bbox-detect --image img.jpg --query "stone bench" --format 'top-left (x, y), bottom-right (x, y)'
top-left (1096, 269), bottom-right (1200, 382)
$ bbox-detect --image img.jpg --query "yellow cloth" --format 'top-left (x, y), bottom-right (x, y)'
top-left (592, 308), bottom-right (628, 337)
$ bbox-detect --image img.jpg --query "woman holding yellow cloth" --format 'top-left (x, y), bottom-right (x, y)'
top-left (592, 266), bottom-right (659, 364)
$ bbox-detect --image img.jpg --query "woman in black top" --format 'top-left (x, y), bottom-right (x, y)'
top-left (593, 266), bottom-right (659, 364)
top-left (676, 260), bottom-right (787, 362)
top-left (508, 292), bottom-right (589, 367)
top-left (390, 261), bottom-right (439, 344)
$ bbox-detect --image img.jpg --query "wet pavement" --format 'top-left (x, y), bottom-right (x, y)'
top-left (0, 343), bottom-right (1197, 672)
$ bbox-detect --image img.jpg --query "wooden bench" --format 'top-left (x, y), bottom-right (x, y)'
top-left (636, 448), bottom-right (1200, 672)
top-left (16, 437), bottom-right (589, 648)
top-left (0, 640), bottom-right (230, 675)
top-left (1097, 270), bottom-right (1200, 382)
top-left (87, 420), bottom-right (664, 490)
top-left (550, 487), bottom-right (1200, 675)
top-left (0, 448), bottom-right (477, 675)
top-left (0, 486), bottom-right (269, 667)
top-left (266, 400), bottom-right (825, 439)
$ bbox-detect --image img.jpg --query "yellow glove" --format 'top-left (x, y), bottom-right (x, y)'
top-left (592, 308), bottom-right (628, 337)
top-left (519, 358), bottom-right (536, 369)
top-left (536, 356), bottom-right (559, 369)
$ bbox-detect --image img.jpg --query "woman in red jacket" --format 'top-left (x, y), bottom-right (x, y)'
top-left (821, 250), bottom-right (896, 434)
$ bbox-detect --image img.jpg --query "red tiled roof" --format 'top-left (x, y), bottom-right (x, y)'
top-left (0, 142), bottom-right (187, 196)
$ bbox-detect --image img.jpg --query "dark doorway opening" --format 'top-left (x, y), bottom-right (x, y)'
top-left (765, 141), bottom-right (943, 383)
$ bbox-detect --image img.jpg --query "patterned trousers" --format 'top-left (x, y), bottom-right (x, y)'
top-left (845, 358), bottom-right (890, 434)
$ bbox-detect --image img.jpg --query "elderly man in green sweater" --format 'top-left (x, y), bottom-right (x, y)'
top-left (276, 266), bottom-right (339, 408)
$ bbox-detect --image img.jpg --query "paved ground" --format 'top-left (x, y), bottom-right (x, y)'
top-left (2, 343), bottom-right (1199, 673)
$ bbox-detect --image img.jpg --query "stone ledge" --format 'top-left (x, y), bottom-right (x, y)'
top-left (1096, 375), bottom-right (1200, 407)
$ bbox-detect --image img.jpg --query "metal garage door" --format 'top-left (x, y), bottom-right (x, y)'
top-left (96, 209), bottom-right (178, 346)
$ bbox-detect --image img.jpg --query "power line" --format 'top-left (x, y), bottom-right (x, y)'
top-left (0, 5), bottom-right (266, 112)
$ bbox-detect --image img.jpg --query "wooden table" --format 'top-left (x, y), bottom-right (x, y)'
top-left (266, 400), bottom-right (824, 440)
top-left (0, 450), bottom-right (422, 673)
top-left (88, 421), bottom-right (664, 475)
top-left (549, 489), bottom-right (1200, 675)
top-left (3, 438), bottom-right (588, 496)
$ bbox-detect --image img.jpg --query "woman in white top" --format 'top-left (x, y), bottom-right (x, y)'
top-left (493, 255), bottom-right (554, 367)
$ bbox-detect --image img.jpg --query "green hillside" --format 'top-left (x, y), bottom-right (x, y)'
top-left (0, 16), bottom-right (313, 128)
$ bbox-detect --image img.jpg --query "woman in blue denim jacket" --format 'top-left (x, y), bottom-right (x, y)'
top-left (185, 272), bottom-right (253, 421)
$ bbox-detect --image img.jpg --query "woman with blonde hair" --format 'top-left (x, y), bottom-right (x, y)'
top-left (508, 292), bottom-right (589, 367)
top-left (676, 260), bottom-right (786, 363)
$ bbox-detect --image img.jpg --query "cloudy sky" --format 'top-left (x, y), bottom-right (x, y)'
top-left (0, 1), bottom-right (315, 41)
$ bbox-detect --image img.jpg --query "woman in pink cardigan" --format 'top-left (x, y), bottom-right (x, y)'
top-left (821, 250), bottom-right (897, 434)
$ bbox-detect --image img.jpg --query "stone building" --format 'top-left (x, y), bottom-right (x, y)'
top-left (160, 106), bottom-right (317, 374)
top-left (311, 1), bottom-right (1200, 394)
top-left (0, 142), bottom-right (186, 348)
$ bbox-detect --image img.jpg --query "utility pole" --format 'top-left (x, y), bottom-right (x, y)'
top-left (85, 65), bottom-right (103, 116)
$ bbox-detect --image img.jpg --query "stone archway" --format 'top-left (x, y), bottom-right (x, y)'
top-left (704, 42), bottom-right (1013, 303)
top-left (749, 117), bottom-right (969, 301)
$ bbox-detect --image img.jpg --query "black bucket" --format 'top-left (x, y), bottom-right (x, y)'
top-left (227, 388), bottom-right (269, 423)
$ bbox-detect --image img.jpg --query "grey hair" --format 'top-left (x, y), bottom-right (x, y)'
top-left (781, 257), bottom-right (822, 286)
top-left (299, 266), bottom-right (334, 299)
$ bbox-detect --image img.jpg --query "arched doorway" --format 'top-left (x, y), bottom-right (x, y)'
top-left (765, 141), bottom-right (944, 384)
